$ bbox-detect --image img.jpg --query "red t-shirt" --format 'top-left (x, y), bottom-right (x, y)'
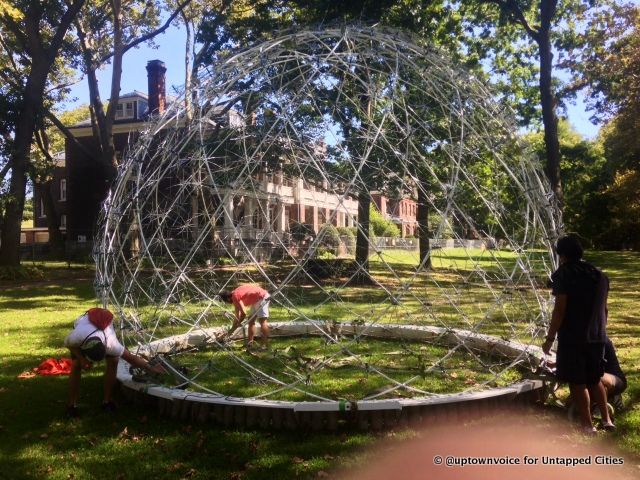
top-left (231, 285), bottom-right (269, 308)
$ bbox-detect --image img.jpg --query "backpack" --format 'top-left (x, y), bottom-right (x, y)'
top-left (87, 307), bottom-right (113, 330)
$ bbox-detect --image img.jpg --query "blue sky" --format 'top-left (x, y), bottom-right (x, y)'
top-left (67, 23), bottom-right (600, 139)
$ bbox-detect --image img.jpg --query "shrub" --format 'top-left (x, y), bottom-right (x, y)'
top-left (290, 222), bottom-right (315, 241)
top-left (0, 265), bottom-right (45, 281)
top-left (336, 226), bottom-right (355, 238)
top-left (318, 224), bottom-right (340, 248)
top-left (370, 206), bottom-right (400, 237)
top-left (317, 250), bottom-right (337, 260)
top-left (304, 258), bottom-right (356, 279)
top-left (337, 226), bottom-right (356, 254)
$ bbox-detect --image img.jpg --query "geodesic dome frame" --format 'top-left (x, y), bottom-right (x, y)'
top-left (95, 25), bottom-right (559, 427)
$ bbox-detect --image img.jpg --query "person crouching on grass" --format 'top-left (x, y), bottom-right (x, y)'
top-left (542, 235), bottom-right (614, 434)
top-left (220, 284), bottom-right (271, 350)
top-left (64, 307), bottom-right (165, 417)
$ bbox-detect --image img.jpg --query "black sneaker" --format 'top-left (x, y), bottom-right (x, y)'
top-left (601, 421), bottom-right (616, 432)
top-left (101, 401), bottom-right (117, 413)
top-left (65, 405), bottom-right (80, 418)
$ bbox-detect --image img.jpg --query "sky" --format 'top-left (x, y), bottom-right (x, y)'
top-left (66, 22), bottom-right (600, 139)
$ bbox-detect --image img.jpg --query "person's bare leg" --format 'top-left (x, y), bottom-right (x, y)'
top-left (588, 381), bottom-right (612, 425)
top-left (601, 373), bottom-right (616, 395)
top-left (259, 318), bottom-right (269, 347)
top-left (103, 356), bottom-right (119, 404)
top-left (569, 383), bottom-right (592, 428)
top-left (69, 358), bottom-right (82, 407)
top-left (247, 320), bottom-right (256, 346)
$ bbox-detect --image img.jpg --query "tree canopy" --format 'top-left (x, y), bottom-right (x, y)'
top-left (1, 0), bottom-right (640, 266)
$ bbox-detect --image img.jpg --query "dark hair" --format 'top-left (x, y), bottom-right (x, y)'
top-left (81, 336), bottom-right (106, 361)
top-left (555, 234), bottom-right (584, 261)
top-left (219, 290), bottom-right (232, 303)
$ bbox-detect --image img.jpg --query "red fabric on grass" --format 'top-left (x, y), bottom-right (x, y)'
top-left (87, 307), bottom-right (113, 330)
top-left (34, 358), bottom-right (73, 375)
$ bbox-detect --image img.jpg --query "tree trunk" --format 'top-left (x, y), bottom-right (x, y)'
top-left (41, 180), bottom-right (65, 256)
top-left (0, 63), bottom-right (49, 266)
top-left (101, 0), bottom-right (123, 179)
top-left (538, 1), bottom-right (563, 210)
top-left (84, 65), bottom-right (118, 180)
top-left (352, 192), bottom-right (373, 285)
top-left (0, 0), bottom-right (85, 266)
top-left (87, 67), bottom-right (107, 147)
top-left (417, 184), bottom-right (431, 269)
top-left (182, 11), bottom-right (194, 123)
top-left (77, 3), bottom-right (121, 181)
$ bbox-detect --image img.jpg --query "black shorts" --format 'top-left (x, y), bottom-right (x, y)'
top-left (556, 342), bottom-right (604, 385)
top-left (69, 348), bottom-right (118, 360)
top-left (609, 375), bottom-right (627, 396)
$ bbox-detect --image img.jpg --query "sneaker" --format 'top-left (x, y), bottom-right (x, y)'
top-left (65, 405), bottom-right (80, 418)
top-left (101, 401), bottom-right (117, 413)
top-left (601, 421), bottom-right (616, 432)
top-left (582, 426), bottom-right (598, 436)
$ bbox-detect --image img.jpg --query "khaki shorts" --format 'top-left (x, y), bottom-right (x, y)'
top-left (249, 296), bottom-right (270, 320)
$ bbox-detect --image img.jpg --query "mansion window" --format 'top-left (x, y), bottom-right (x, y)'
top-left (115, 101), bottom-right (135, 120)
top-left (59, 178), bottom-right (67, 201)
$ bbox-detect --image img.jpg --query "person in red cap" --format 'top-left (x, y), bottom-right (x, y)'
top-left (220, 285), bottom-right (271, 349)
top-left (64, 307), bottom-right (164, 417)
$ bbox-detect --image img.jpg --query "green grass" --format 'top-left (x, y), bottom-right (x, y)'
top-left (1, 252), bottom-right (639, 478)
top-left (0, 264), bottom-right (381, 479)
top-left (175, 337), bottom-right (520, 401)
top-left (125, 247), bottom-right (547, 401)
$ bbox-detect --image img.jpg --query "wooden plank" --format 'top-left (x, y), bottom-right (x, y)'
top-left (233, 405), bottom-right (246, 427)
top-left (283, 410), bottom-right (297, 430)
top-left (170, 399), bottom-right (183, 419)
top-left (222, 405), bottom-right (234, 427)
top-left (310, 412), bottom-right (324, 431)
top-left (197, 403), bottom-right (210, 424)
top-left (245, 406), bottom-right (258, 428)
top-left (271, 408), bottom-right (284, 429)
top-left (258, 408), bottom-right (272, 429)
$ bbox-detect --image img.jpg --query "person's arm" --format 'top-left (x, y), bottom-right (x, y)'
top-left (235, 299), bottom-right (247, 321)
top-left (121, 349), bottom-right (166, 374)
top-left (69, 346), bottom-right (92, 370)
top-left (542, 294), bottom-right (567, 354)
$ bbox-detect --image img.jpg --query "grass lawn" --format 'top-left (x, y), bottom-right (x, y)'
top-left (117, 246), bottom-right (549, 401)
top-left (1, 252), bottom-right (639, 479)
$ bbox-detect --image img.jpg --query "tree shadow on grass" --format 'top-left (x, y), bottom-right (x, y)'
top-left (1, 354), bottom-right (368, 480)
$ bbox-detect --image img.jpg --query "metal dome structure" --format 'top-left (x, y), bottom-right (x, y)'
top-left (94, 25), bottom-right (559, 429)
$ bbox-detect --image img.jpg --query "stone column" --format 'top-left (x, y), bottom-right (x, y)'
top-left (312, 205), bottom-right (319, 233)
top-left (263, 199), bottom-right (271, 230)
top-left (243, 197), bottom-right (254, 239)
top-left (276, 200), bottom-right (285, 233)
top-left (223, 195), bottom-right (234, 239)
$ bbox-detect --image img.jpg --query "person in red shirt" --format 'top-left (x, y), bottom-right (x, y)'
top-left (220, 285), bottom-right (271, 349)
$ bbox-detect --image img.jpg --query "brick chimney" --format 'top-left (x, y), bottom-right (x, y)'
top-left (146, 59), bottom-right (167, 115)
